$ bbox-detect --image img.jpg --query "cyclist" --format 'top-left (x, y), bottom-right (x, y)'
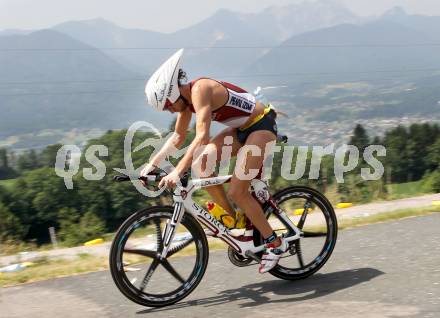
top-left (142, 49), bottom-right (288, 273)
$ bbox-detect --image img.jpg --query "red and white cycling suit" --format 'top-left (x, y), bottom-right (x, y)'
top-left (188, 78), bottom-right (256, 128)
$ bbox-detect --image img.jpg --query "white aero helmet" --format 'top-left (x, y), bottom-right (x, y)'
top-left (145, 48), bottom-right (184, 111)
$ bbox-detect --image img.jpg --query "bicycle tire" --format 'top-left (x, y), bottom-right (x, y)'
top-left (109, 206), bottom-right (209, 307)
top-left (254, 186), bottom-right (338, 280)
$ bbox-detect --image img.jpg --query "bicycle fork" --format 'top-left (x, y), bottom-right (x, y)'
top-left (160, 201), bottom-right (185, 259)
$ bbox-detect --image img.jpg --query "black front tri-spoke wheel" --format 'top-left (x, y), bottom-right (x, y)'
top-left (109, 206), bottom-right (209, 307)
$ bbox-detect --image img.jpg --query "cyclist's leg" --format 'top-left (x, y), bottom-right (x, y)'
top-left (228, 130), bottom-right (277, 239)
top-left (192, 127), bottom-right (242, 216)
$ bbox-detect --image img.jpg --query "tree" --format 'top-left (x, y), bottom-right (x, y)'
top-left (347, 124), bottom-right (371, 175)
top-left (40, 144), bottom-right (62, 167)
top-left (422, 169), bottom-right (440, 193)
top-left (0, 148), bottom-right (8, 168)
top-left (383, 125), bottom-right (409, 182)
top-left (0, 148), bottom-right (18, 179)
top-left (371, 136), bottom-right (382, 145)
top-left (0, 203), bottom-right (27, 242)
top-left (0, 185), bottom-right (11, 205)
top-left (79, 210), bottom-right (106, 239)
top-left (337, 175), bottom-right (387, 203)
top-left (349, 124), bottom-right (370, 154)
top-left (406, 123), bottom-right (434, 180)
top-left (426, 137), bottom-right (440, 172)
top-left (7, 167), bottom-right (80, 243)
top-left (59, 208), bottom-right (105, 246)
top-left (58, 207), bottom-right (81, 246)
top-left (17, 149), bottom-right (41, 171)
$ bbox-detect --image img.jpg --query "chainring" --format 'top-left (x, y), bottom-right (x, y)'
top-left (227, 246), bottom-right (254, 267)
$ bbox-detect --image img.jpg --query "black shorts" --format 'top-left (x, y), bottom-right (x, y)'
top-left (236, 109), bottom-right (278, 144)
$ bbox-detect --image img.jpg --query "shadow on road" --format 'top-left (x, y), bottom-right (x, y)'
top-left (137, 267), bottom-right (384, 314)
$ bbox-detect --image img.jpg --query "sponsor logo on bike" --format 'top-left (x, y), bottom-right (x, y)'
top-left (192, 202), bottom-right (227, 234)
top-left (199, 179), bottom-right (222, 187)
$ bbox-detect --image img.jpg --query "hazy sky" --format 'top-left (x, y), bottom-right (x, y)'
top-left (1, 0), bottom-right (440, 32)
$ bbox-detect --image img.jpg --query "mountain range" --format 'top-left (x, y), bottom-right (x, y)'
top-left (1, 3), bottom-right (440, 149)
top-left (0, 29), bottom-right (163, 145)
top-left (50, 1), bottom-right (359, 76)
top-left (247, 19), bottom-right (440, 87)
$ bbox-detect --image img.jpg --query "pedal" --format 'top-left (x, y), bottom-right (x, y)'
top-left (245, 250), bottom-right (262, 264)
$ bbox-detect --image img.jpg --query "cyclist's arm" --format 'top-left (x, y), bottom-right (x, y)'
top-left (148, 108), bottom-right (192, 167)
top-left (175, 84), bottom-right (211, 175)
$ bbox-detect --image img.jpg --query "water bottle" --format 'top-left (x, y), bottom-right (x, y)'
top-left (234, 210), bottom-right (247, 229)
top-left (206, 202), bottom-right (236, 229)
top-left (206, 202), bottom-right (248, 229)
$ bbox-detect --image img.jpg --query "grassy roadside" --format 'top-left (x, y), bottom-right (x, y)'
top-left (1, 207), bottom-right (438, 288)
top-left (385, 180), bottom-right (431, 200)
top-left (0, 253), bottom-right (108, 287)
top-left (337, 206), bottom-right (439, 230)
top-left (0, 240), bottom-right (228, 288)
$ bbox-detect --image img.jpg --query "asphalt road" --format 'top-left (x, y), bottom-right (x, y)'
top-left (1, 214), bottom-right (439, 318)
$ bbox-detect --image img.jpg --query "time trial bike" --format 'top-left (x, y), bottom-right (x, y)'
top-left (109, 150), bottom-right (337, 308)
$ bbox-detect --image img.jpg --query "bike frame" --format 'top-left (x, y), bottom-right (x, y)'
top-left (159, 175), bottom-right (303, 260)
